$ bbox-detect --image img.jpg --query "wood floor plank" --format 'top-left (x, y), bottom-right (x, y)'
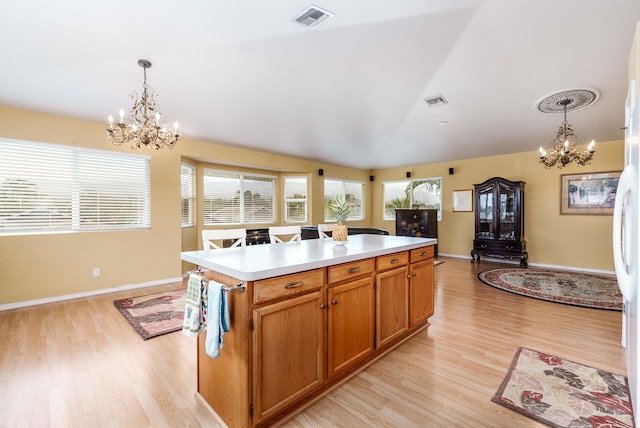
top-left (0, 257), bottom-right (625, 427)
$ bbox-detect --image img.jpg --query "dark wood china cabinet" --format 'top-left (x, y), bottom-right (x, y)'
top-left (471, 177), bottom-right (527, 267)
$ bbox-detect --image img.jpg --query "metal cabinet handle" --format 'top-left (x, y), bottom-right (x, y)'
top-left (390, 258), bottom-right (400, 264)
top-left (331, 300), bottom-right (338, 305)
top-left (320, 304), bottom-right (326, 309)
top-left (420, 251), bottom-right (428, 256)
top-left (284, 281), bottom-right (304, 289)
top-left (347, 266), bottom-right (361, 274)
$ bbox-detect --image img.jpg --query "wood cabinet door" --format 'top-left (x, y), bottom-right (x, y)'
top-left (328, 276), bottom-right (375, 379)
top-left (252, 291), bottom-right (325, 423)
top-left (375, 266), bottom-right (409, 348)
top-left (409, 259), bottom-right (434, 327)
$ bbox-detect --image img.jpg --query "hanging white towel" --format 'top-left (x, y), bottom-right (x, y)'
top-left (182, 273), bottom-right (208, 337)
top-left (205, 280), bottom-right (231, 358)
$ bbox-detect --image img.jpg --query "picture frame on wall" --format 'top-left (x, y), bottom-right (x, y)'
top-left (453, 189), bottom-right (473, 212)
top-left (560, 171), bottom-right (621, 215)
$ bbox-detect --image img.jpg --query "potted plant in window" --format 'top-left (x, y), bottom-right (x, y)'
top-left (330, 195), bottom-right (350, 243)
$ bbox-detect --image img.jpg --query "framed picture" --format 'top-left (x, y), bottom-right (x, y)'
top-left (560, 171), bottom-right (621, 215)
top-left (453, 189), bottom-right (473, 212)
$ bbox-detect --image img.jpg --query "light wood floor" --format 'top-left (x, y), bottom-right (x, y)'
top-left (0, 257), bottom-right (625, 427)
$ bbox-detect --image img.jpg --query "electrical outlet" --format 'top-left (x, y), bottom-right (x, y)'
top-left (92, 268), bottom-right (100, 277)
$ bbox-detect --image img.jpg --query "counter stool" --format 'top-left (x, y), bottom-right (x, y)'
top-left (268, 226), bottom-right (302, 244)
top-left (202, 229), bottom-right (247, 254)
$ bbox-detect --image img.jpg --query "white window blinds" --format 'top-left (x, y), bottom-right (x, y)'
top-left (0, 138), bottom-right (150, 234)
top-left (284, 176), bottom-right (307, 223)
top-left (181, 163), bottom-right (195, 227)
top-left (203, 169), bottom-right (275, 225)
top-left (323, 179), bottom-right (364, 221)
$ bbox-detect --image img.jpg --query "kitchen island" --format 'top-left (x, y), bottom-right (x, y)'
top-left (181, 234), bottom-right (437, 428)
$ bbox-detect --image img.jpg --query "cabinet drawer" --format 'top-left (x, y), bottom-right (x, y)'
top-left (410, 246), bottom-right (434, 263)
top-left (254, 268), bottom-right (324, 304)
top-left (474, 240), bottom-right (524, 254)
top-left (376, 251), bottom-right (408, 272)
top-left (328, 258), bottom-right (374, 285)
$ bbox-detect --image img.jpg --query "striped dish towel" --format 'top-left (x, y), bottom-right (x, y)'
top-left (182, 273), bottom-right (208, 337)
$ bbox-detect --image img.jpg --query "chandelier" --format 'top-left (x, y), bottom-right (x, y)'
top-left (536, 89), bottom-right (598, 169)
top-left (107, 59), bottom-right (180, 150)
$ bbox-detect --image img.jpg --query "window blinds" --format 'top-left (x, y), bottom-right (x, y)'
top-left (181, 164), bottom-right (195, 227)
top-left (0, 138), bottom-right (150, 233)
top-left (203, 169), bottom-right (275, 225)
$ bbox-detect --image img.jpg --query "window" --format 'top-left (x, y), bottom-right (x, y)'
top-left (0, 138), bottom-right (150, 234)
top-left (284, 176), bottom-right (307, 223)
top-left (203, 169), bottom-right (275, 225)
top-left (383, 177), bottom-right (442, 221)
top-left (181, 163), bottom-right (195, 227)
top-left (324, 179), bottom-right (364, 221)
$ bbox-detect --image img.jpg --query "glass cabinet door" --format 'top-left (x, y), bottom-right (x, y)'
top-left (497, 184), bottom-right (516, 240)
top-left (477, 187), bottom-right (494, 238)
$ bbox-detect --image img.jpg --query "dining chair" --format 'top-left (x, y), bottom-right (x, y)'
top-left (268, 225), bottom-right (302, 244)
top-left (317, 223), bottom-right (335, 239)
top-left (202, 228), bottom-right (247, 253)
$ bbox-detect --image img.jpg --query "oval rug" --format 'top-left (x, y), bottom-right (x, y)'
top-left (478, 268), bottom-right (622, 310)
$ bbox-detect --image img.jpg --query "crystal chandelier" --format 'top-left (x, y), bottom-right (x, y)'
top-left (536, 89), bottom-right (598, 169)
top-left (107, 59), bottom-right (180, 150)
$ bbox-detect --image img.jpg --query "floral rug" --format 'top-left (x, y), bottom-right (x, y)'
top-left (478, 268), bottom-right (622, 310)
top-left (493, 348), bottom-right (634, 428)
top-left (114, 288), bottom-right (186, 340)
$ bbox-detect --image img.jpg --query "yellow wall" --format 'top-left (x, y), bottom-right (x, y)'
top-left (0, 106), bottom-right (370, 305)
top-left (371, 139), bottom-right (624, 271)
top-left (0, 104), bottom-right (625, 305)
top-left (0, 107), bottom-right (183, 303)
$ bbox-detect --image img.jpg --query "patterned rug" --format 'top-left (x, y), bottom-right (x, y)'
top-left (114, 288), bottom-right (186, 340)
top-left (478, 268), bottom-right (622, 311)
top-left (493, 348), bottom-right (634, 427)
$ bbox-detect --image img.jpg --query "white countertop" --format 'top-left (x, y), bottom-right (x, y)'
top-left (181, 234), bottom-right (437, 281)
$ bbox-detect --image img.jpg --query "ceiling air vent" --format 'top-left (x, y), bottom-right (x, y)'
top-left (292, 5), bottom-right (334, 28)
top-left (424, 95), bottom-right (448, 107)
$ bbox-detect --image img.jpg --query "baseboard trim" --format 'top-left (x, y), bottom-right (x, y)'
top-left (0, 277), bottom-right (183, 312)
top-left (437, 253), bottom-right (615, 276)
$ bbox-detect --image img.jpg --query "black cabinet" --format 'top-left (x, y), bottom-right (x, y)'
top-left (395, 209), bottom-right (438, 256)
top-left (471, 177), bottom-right (527, 267)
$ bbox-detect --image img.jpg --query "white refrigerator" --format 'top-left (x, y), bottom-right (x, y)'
top-left (614, 33), bottom-right (640, 419)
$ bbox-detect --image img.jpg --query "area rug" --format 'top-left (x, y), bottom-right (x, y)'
top-left (114, 289), bottom-right (186, 340)
top-left (493, 347), bottom-right (634, 428)
top-left (478, 268), bottom-right (622, 311)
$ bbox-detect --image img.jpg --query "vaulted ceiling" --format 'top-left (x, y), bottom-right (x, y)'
top-left (1, 0), bottom-right (639, 169)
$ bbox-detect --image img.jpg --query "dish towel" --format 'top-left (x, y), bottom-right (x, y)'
top-left (206, 280), bottom-right (231, 358)
top-left (182, 273), bottom-right (208, 337)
